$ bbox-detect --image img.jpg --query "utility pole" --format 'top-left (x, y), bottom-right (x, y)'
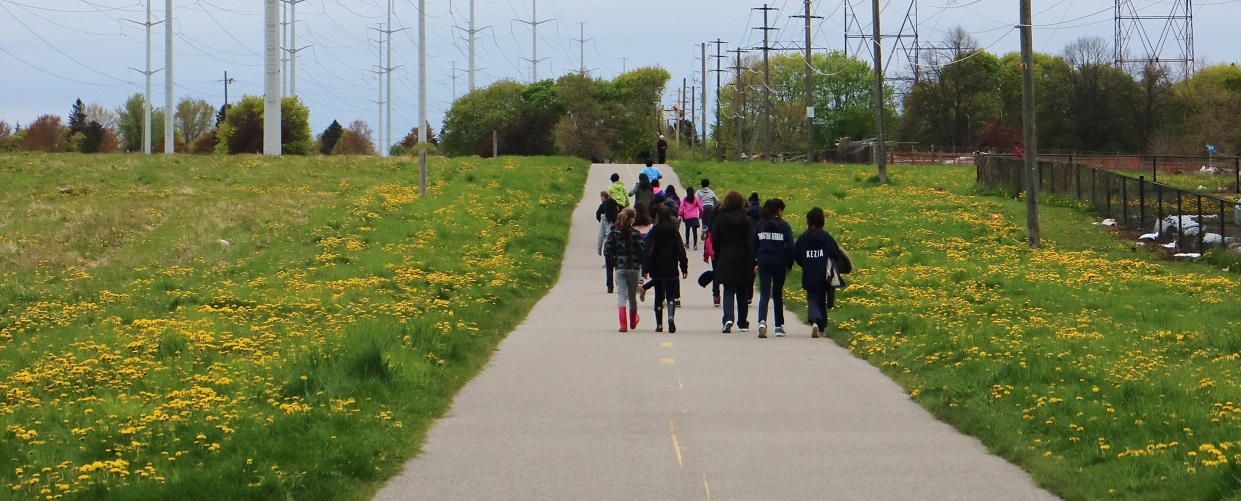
top-left (681, 78), bottom-right (687, 146)
top-left (370, 19), bottom-right (405, 158)
top-left (729, 48), bottom-right (747, 160)
top-left (454, 0), bottom-right (489, 91)
top-left (793, 0), bottom-right (821, 163)
top-left (164, 0), bottom-right (174, 154)
top-left (1020, 0), bottom-right (1040, 247)
top-left (871, 0), bottom-right (887, 182)
top-left (710, 40), bottom-right (728, 162)
top-left (419, 0), bottom-right (428, 195)
top-left (691, 85), bottom-right (697, 160)
top-left (516, 0), bottom-right (553, 83)
top-left (572, 22), bottom-right (591, 77)
top-left (753, 4), bottom-right (778, 161)
top-left (284, 0), bottom-right (308, 97)
top-left (123, 6), bottom-right (163, 155)
top-left (264, 0), bottom-right (280, 156)
top-left (281, 0), bottom-right (288, 96)
top-left (621, 57), bottom-right (628, 73)
top-left (221, 71), bottom-right (235, 106)
top-left (701, 42), bottom-right (709, 162)
top-left (368, 24), bottom-right (384, 155)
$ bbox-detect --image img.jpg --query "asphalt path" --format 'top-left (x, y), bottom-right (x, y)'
top-left (373, 163), bottom-right (1057, 500)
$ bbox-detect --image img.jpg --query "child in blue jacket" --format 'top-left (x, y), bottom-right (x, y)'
top-left (794, 207), bottom-right (852, 338)
top-left (750, 198), bottom-right (795, 338)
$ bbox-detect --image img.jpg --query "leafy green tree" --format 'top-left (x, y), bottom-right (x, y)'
top-left (554, 73), bottom-right (612, 160)
top-left (1059, 36), bottom-right (1142, 152)
top-left (216, 95), bottom-right (312, 155)
top-left (318, 120), bottom-right (344, 155)
top-left (441, 81), bottom-right (524, 156)
top-left (175, 97), bottom-right (216, 142)
top-left (1171, 63), bottom-right (1241, 155)
top-left (608, 67), bottom-right (671, 160)
top-left (116, 93), bottom-right (148, 152)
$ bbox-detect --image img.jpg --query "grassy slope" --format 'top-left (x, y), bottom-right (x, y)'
top-left (674, 161), bottom-right (1241, 500)
top-left (0, 154), bottom-right (588, 500)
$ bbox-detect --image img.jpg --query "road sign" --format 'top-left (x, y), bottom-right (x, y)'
top-left (1206, 144), bottom-right (1217, 153)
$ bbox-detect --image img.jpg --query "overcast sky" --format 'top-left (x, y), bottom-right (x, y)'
top-left (2, 0), bottom-right (1238, 147)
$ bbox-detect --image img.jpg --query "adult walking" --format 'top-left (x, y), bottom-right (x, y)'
top-left (709, 191), bottom-right (754, 333)
top-left (657, 134), bottom-right (668, 164)
top-left (604, 208), bottom-right (645, 332)
top-left (751, 198), bottom-right (795, 338)
top-left (795, 207), bottom-right (852, 338)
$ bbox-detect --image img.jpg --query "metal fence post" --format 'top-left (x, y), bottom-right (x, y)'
top-left (1092, 168), bottom-right (1097, 209)
top-left (1107, 173), bottom-right (1114, 217)
top-left (1075, 162), bottom-right (1081, 199)
top-left (1139, 176), bottom-right (1145, 229)
top-left (1152, 156), bottom-right (1157, 185)
top-left (1235, 157), bottom-right (1239, 194)
top-left (1122, 176), bottom-right (1129, 224)
top-left (1156, 183), bottom-right (1163, 237)
top-left (1197, 194), bottom-right (1204, 251)
top-left (1177, 191), bottom-right (1184, 248)
top-left (1220, 199), bottom-right (1227, 248)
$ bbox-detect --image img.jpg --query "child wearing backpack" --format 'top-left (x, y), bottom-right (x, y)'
top-left (794, 207), bottom-right (852, 338)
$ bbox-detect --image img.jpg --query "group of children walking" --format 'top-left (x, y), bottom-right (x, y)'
top-left (598, 163), bottom-right (851, 338)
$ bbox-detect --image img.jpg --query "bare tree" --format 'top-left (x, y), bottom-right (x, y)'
top-left (83, 103), bottom-right (118, 130)
top-left (174, 97), bottom-right (217, 142)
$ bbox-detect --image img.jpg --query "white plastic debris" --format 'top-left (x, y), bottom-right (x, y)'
top-left (218, 239), bottom-right (230, 246)
top-left (1162, 241), bottom-right (1178, 249)
top-left (1138, 232), bottom-right (1159, 240)
top-left (1173, 253), bottom-right (1202, 258)
top-left (1101, 218), bottom-right (1117, 226)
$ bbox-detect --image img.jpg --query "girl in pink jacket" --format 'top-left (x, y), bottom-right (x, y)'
top-left (678, 188), bottom-right (704, 250)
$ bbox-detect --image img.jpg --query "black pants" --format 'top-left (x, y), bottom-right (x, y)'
top-left (605, 261), bottom-right (614, 291)
top-left (658, 151), bottom-right (666, 164)
top-left (652, 278), bottom-right (680, 304)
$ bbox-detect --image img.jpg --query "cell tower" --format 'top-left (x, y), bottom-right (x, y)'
top-left (1114, 0), bottom-right (1194, 76)
top-left (843, 0), bottom-right (920, 87)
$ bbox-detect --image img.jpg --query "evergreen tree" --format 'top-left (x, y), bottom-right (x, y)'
top-left (319, 119), bottom-right (344, 155)
top-left (68, 98), bottom-right (87, 136)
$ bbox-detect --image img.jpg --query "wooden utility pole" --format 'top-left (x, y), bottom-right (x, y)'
top-left (701, 42), bottom-right (708, 162)
top-left (754, 4), bottom-right (778, 161)
top-left (871, 0), bottom-right (888, 183)
top-left (793, 0), bottom-right (821, 163)
top-left (710, 40), bottom-right (728, 162)
top-left (1020, 0), bottom-right (1040, 247)
top-left (730, 48), bottom-right (747, 160)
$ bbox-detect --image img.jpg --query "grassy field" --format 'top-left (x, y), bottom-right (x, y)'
top-left (674, 161), bottom-right (1241, 500)
top-left (0, 153), bottom-right (587, 500)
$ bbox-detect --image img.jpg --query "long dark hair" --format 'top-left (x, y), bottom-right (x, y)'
top-left (684, 187), bottom-right (696, 203)
top-left (634, 204), bottom-right (653, 226)
top-left (637, 173), bottom-right (651, 191)
top-left (806, 207), bottom-right (824, 230)
top-left (655, 205), bottom-right (678, 231)
top-left (663, 185), bottom-right (677, 199)
top-left (604, 198), bottom-right (620, 223)
top-left (759, 198), bottom-right (786, 222)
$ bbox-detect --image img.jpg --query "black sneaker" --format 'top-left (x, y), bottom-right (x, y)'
top-left (656, 324), bottom-right (663, 333)
top-left (668, 319), bottom-right (676, 333)
top-left (722, 321), bottom-right (733, 333)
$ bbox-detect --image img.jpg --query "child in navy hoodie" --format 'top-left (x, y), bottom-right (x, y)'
top-left (750, 198), bottom-right (795, 338)
top-left (794, 207), bottom-right (852, 338)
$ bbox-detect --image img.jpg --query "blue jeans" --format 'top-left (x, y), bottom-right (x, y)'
top-left (757, 262), bottom-right (787, 326)
top-left (721, 284), bottom-right (750, 328)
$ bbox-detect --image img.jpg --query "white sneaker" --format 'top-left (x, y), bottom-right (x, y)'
top-left (774, 326), bottom-right (786, 337)
top-left (757, 322), bottom-right (767, 338)
top-left (722, 321), bottom-right (733, 333)
top-left (811, 324), bottom-right (821, 338)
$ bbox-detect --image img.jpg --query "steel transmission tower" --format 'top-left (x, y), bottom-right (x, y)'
top-left (844, 0), bottom-right (920, 87)
top-left (1114, 0), bottom-right (1194, 76)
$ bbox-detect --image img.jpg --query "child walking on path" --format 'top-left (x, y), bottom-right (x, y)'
top-left (679, 188), bottom-right (703, 250)
top-left (604, 208), bottom-right (646, 332)
top-left (709, 191), bottom-right (754, 333)
top-left (751, 198), bottom-right (795, 338)
top-left (643, 206), bottom-right (688, 333)
top-left (794, 207), bottom-right (852, 338)
top-left (596, 192), bottom-right (620, 293)
top-left (696, 179), bottom-right (719, 230)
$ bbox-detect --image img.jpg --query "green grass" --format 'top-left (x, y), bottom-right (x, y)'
top-left (0, 153), bottom-right (588, 500)
top-left (676, 160), bottom-right (1241, 500)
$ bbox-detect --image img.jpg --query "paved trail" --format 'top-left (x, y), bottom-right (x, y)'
top-left (374, 164), bottom-right (1057, 500)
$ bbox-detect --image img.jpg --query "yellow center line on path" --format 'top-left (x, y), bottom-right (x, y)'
top-left (670, 420), bottom-right (684, 469)
top-left (660, 342), bottom-right (673, 348)
top-left (703, 473), bottom-right (712, 501)
top-left (660, 358), bottom-right (675, 366)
